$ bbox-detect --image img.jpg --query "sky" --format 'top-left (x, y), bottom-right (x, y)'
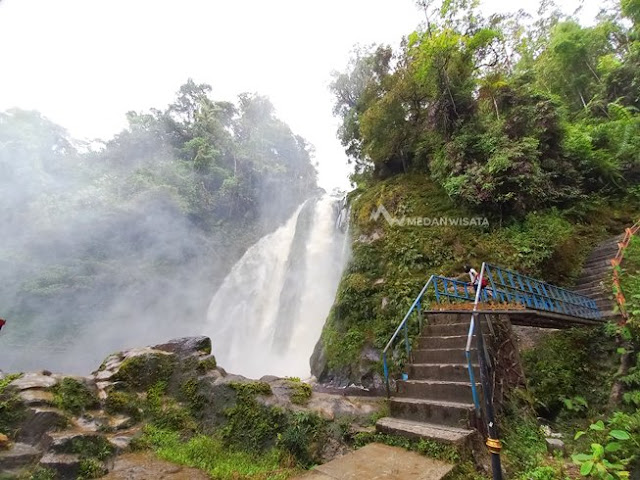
top-left (0, 0), bottom-right (599, 190)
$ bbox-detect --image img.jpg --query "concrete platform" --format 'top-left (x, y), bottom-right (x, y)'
top-left (295, 443), bottom-right (453, 479)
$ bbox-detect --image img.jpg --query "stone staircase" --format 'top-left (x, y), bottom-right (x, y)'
top-left (573, 235), bottom-right (623, 319)
top-left (376, 313), bottom-right (479, 445)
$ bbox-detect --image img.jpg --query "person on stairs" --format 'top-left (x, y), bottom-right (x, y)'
top-left (464, 265), bottom-right (491, 298)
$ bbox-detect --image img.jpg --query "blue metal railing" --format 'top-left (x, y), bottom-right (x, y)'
top-left (381, 263), bottom-right (602, 396)
top-left (482, 263), bottom-right (601, 320)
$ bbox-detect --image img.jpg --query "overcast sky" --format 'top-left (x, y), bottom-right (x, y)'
top-left (0, 0), bottom-right (598, 189)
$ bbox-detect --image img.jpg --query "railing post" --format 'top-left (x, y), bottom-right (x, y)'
top-left (474, 313), bottom-right (503, 480)
top-left (470, 264), bottom-right (503, 480)
top-left (383, 352), bottom-right (390, 398)
top-left (404, 322), bottom-right (410, 362)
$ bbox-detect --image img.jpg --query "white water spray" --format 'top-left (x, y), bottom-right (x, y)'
top-left (204, 194), bottom-right (349, 379)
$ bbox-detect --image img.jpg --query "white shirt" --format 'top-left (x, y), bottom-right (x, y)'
top-left (469, 268), bottom-right (478, 284)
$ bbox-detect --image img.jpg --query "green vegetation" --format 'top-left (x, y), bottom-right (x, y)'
top-left (1, 79), bottom-right (317, 371)
top-left (522, 327), bottom-right (617, 419)
top-left (51, 377), bottom-right (99, 415)
top-left (113, 353), bottom-right (176, 390)
top-left (319, 174), bottom-right (636, 377)
top-left (77, 459), bottom-right (108, 480)
top-left (104, 390), bottom-right (142, 420)
top-left (285, 378), bottom-right (312, 405)
top-left (197, 356), bottom-right (217, 373)
top-left (139, 426), bottom-right (296, 480)
top-left (332, 1), bottom-right (640, 213)
top-left (0, 374), bottom-right (25, 438)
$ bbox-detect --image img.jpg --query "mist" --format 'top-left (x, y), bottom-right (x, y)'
top-left (0, 85), bottom-right (320, 375)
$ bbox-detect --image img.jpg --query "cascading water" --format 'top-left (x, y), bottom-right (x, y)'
top-left (204, 194), bottom-right (349, 379)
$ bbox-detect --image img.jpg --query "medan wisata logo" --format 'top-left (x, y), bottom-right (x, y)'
top-left (370, 204), bottom-right (489, 227)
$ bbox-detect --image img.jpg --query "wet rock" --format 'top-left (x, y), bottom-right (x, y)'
top-left (109, 414), bottom-right (134, 430)
top-left (107, 349), bottom-right (176, 391)
top-left (0, 433), bottom-right (10, 450)
top-left (39, 452), bottom-right (81, 479)
top-left (73, 414), bottom-right (105, 432)
top-left (0, 442), bottom-right (41, 470)
top-left (103, 452), bottom-right (210, 479)
top-left (356, 229), bottom-right (384, 244)
top-left (16, 407), bottom-right (67, 445)
top-left (18, 389), bottom-right (55, 407)
top-left (546, 438), bottom-right (565, 455)
top-left (10, 373), bottom-right (58, 390)
top-left (153, 336), bottom-right (212, 356)
top-left (107, 430), bottom-right (139, 452)
top-left (44, 430), bottom-right (103, 453)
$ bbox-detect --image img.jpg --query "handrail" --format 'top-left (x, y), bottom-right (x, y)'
top-left (381, 263), bottom-right (604, 396)
top-left (611, 220), bottom-right (640, 322)
top-left (466, 262), bottom-right (503, 480)
top-left (382, 275), bottom-right (434, 397)
top-left (483, 263), bottom-right (601, 319)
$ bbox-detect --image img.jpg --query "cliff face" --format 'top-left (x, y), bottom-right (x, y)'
top-left (311, 175), bottom-right (637, 389)
top-left (0, 336), bottom-right (381, 479)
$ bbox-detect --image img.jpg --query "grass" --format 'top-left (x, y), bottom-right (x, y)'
top-left (140, 426), bottom-right (298, 480)
top-left (51, 377), bottom-right (99, 415)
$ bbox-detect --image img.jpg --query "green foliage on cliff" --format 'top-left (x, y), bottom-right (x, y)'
top-left (522, 327), bottom-right (617, 419)
top-left (332, 0), bottom-right (640, 215)
top-left (318, 174), bottom-right (637, 380)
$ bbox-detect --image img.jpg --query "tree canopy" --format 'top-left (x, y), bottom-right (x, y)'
top-left (331, 0), bottom-right (640, 216)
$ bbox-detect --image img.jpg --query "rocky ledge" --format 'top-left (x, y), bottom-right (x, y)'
top-left (0, 336), bottom-right (382, 479)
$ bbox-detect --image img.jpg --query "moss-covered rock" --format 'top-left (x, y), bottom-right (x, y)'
top-left (51, 378), bottom-right (99, 415)
top-left (112, 351), bottom-right (177, 391)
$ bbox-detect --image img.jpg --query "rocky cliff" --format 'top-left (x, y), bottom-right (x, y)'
top-left (0, 337), bottom-right (381, 480)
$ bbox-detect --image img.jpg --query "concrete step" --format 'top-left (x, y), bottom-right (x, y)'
top-left (573, 285), bottom-right (606, 296)
top-left (408, 363), bottom-right (479, 383)
top-left (0, 442), bottom-right (42, 471)
top-left (575, 278), bottom-right (607, 289)
top-left (577, 270), bottom-right (612, 283)
top-left (422, 323), bottom-right (470, 336)
top-left (412, 348), bottom-right (469, 364)
top-left (424, 313), bottom-right (468, 325)
top-left (397, 379), bottom-right (479, 403)
top-left (416, 335), bottom-right (486, 350)
top-left (581, 258), bottom-right (613, 269)
top-left (390, 397), bottom-right (475, 428)
top-left (376, 417), bottom-right (475, 445)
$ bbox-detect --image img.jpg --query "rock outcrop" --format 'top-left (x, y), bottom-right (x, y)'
top-left (0, 336), bottom-right (382, 479)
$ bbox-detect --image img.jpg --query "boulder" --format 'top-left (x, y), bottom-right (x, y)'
top-left (39, 452), bottom-right (82, 480)
top-left (546, 437), bottom-right (565, 455)
top-left (10, 373), bottom-right (58, 391)
top-left (18, 389), bottom-right (55, 407)
top-left (153, 336), bottom-right (212, 356)
top-left (0, 442), bottom-right (41, 470)
top-left (16, 407), bottom-right (67, 445)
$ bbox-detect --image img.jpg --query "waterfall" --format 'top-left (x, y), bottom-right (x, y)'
top-left (204, 194), bottom-right (349, 379)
